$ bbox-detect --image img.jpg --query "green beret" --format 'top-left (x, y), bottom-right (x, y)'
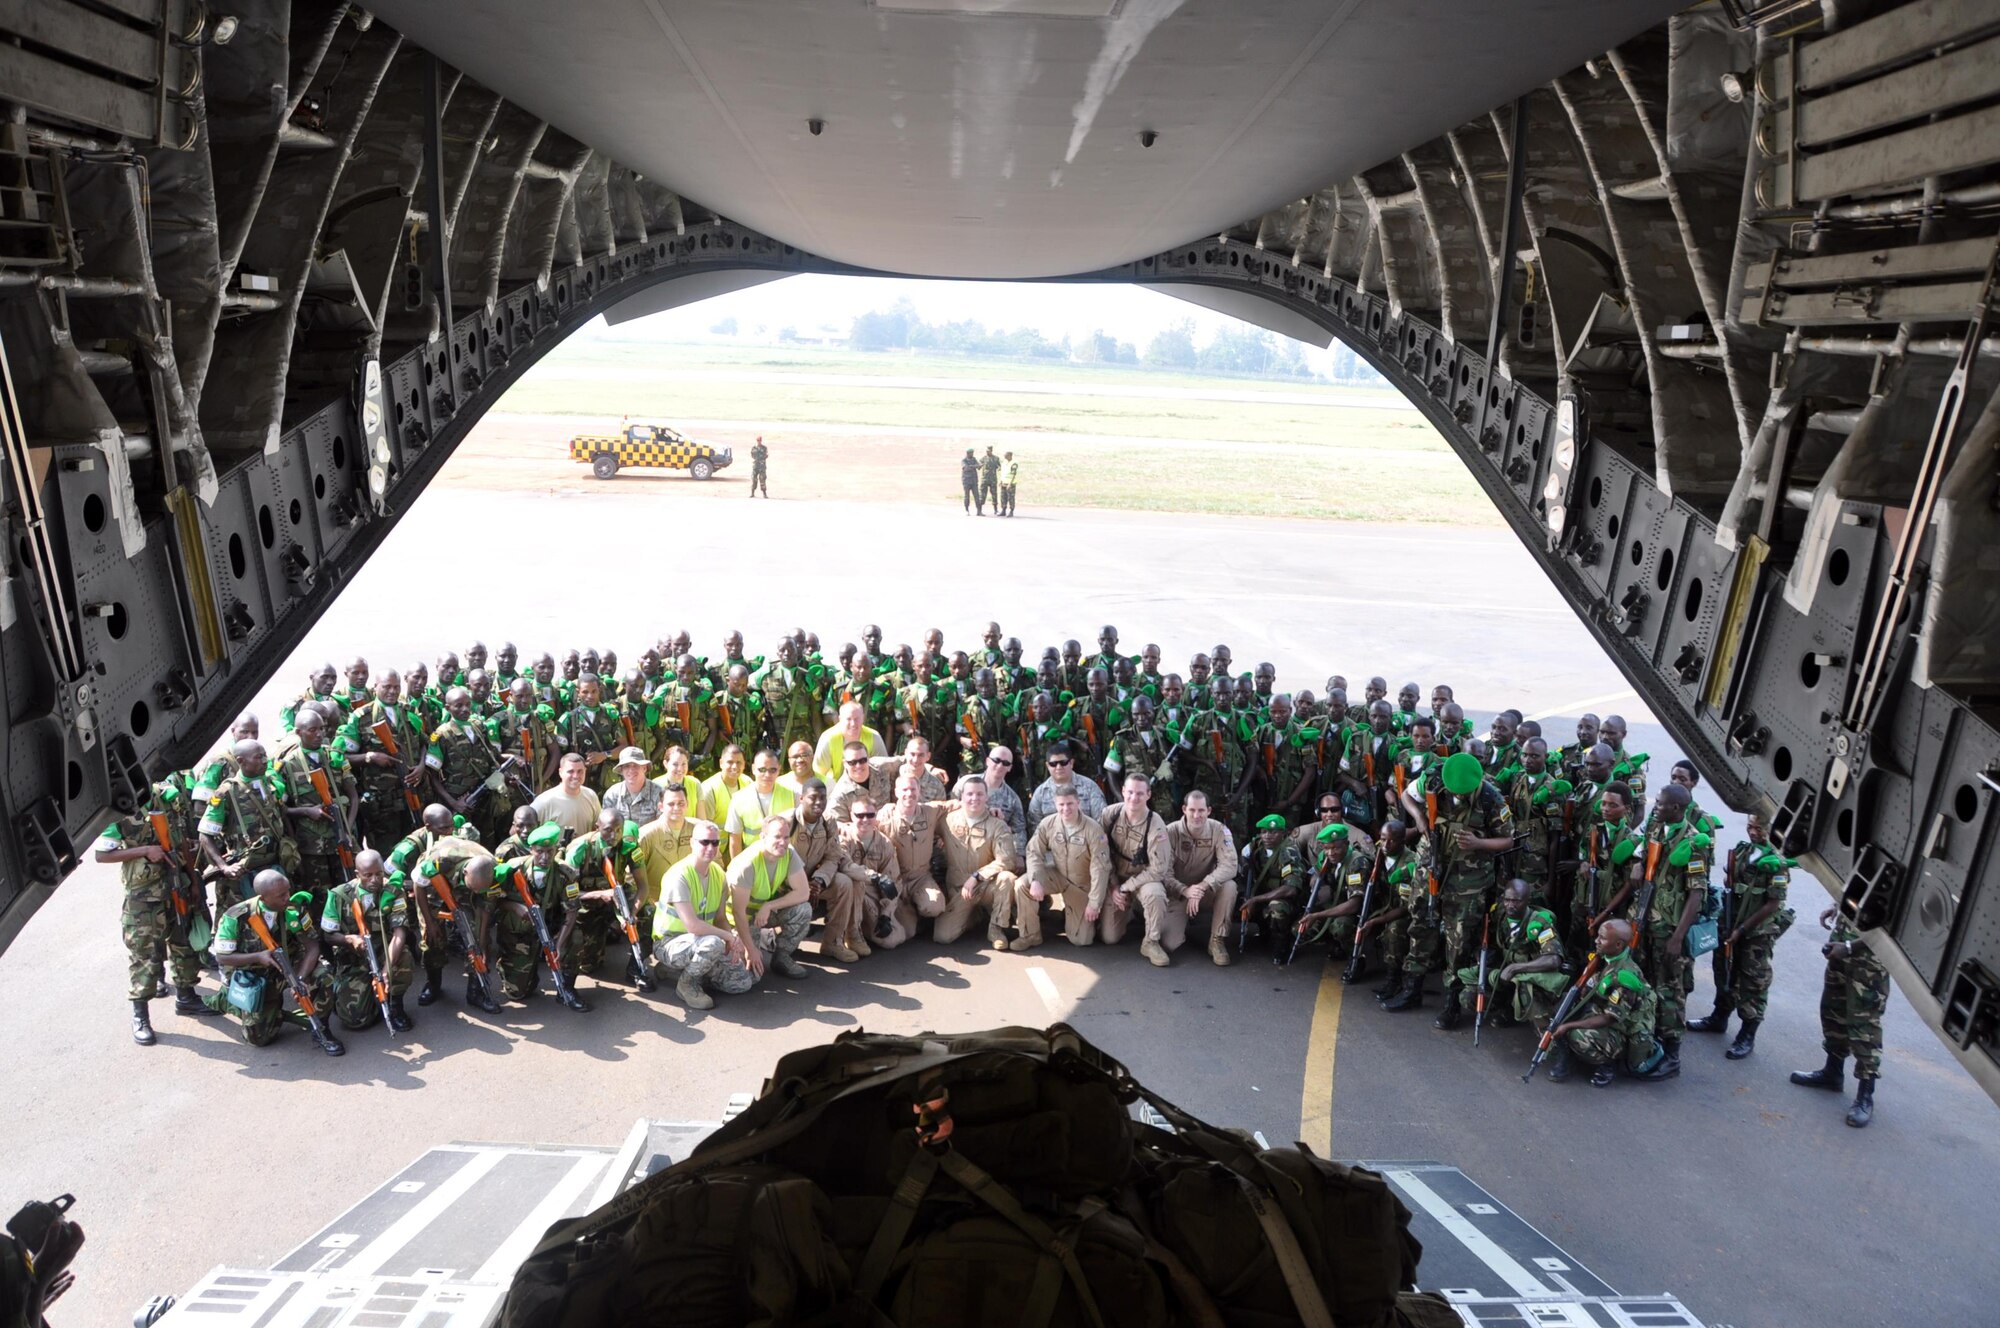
top-left (1315, 822), bottom-right (1349, 843)
top-left (1256, 814), bottom-right (1288, 832)
top-left (526, 822), bottom-right (564, 848)
top-left (1442, 751), bottom-right (1483, 795)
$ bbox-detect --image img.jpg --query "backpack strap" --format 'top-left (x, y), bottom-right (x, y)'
top-left (934, 1150), bottom-right (1107, 1328)
top-left (853, 1147), bottom-right (939, 1300)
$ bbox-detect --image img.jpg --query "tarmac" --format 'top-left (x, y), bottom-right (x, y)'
top-left (1, 480), bottom-right (1994, 1328)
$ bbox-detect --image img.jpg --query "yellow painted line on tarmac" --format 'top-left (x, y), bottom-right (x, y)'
top-left (1299, 956), bottom-right (1342, 1155)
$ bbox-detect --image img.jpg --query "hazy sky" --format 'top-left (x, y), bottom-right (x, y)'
top-left (584, 273), bottom-right (1325, 357)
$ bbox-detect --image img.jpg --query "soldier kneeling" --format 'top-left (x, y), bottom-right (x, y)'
top-left (208, 869), bottom-right (345, 1056)
top-left (1544, 918), bottom-right (1673, 1087)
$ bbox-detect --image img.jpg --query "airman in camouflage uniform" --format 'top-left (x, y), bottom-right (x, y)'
top-left (94, 775), bottom-right (216, 1043)
top-left (317, 850), bottom-right (414, 1031)
top-left (1792, 907), bottom-right (1890, 1128)
top-left (653, 823), bottom-right (757, 1009)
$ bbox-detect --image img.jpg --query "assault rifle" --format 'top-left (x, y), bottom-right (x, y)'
top-left (1472, 904), bottom-right (1494, 1047)
top-left (428, 872), bottom-right (499, 1007)
top-left (305, 765), bottom-right (356, 871)
top-left (1719, 844), bottom-right (1738, 993)
top-left (350, 896), bottom-right (397, 1036)
top-left (602, 855), bottom-right (654, 990)
top-left (1342, 851), bottom-right (1383, 984)
top-left (149, 807), bottom-right (208, 949)
top-left (244, 911), bottom-right (341, 1054)
top-left (513, 868), bottom-right (580, 1006)
top-left (1285, 854), bottom-right (1329, 967)
top-left (1523, 954), bottom-right (1602, 1083)
top-left (369, 718), bottom-right (424, 817)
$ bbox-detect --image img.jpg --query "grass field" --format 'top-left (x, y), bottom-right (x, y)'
top-left (477, 339), bottom-right (1499, 525)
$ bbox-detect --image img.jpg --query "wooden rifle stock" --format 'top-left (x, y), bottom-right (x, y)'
top-left (371, 719), bottom-right (424, 816)
top-left (306, 765), bottom-right (356, 869)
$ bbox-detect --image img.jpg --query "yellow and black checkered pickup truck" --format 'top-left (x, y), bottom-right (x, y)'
top-left (568, 422), bottom-right (735, 481)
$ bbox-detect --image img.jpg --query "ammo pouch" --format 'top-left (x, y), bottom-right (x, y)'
top-left (275, 836), bottom-right (302, 875)
top-left (503, 1024), bottom-right (1420, 1328)
top-left (225, 969), bottom-right (267, 1016)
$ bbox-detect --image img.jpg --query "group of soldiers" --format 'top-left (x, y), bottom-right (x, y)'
top-left (98, 623), bottom-right (1889, 1127)
top-left (960, 446), bottom-right (1020, 515)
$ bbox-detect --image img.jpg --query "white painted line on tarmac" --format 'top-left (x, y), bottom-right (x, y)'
top-left (1384, 1168), bottom-right (1554, 1298)
top-left (340, 1147), bottom-right (507, 1276)
top-left (471, 1152), bottom-right (616, 1283)
top-left (1026, 966), bottom-right (1064, 1018)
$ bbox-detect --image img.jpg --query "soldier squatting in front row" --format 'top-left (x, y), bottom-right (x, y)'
top-left (96, 624), bottom-right (1890, 1127)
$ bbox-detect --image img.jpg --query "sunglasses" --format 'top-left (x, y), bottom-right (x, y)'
top-left (1048, 758), bottom-right (1071, 767)
top-left (1317, 806), bottom-right (1338, 815)
top-left (852, 812), bottom-right (877, 821)
top-left (989, 756), bottom-right (1013, 767)
top-left (695, 838), bottom-right (721, 847)
top-left (845, 756), bottom-right (869, 766)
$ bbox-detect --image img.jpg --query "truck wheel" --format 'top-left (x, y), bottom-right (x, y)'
top-left (690, 458), bottom-right (714, 481)
top-left (592, 454), bottom-right (618, 480)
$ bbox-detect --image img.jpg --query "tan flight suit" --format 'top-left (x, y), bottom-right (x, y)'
top-left (787, 809), bottom-right (869, 950)
top-left (874, 800), bottom-right (947, 947)
top-left (1018, 813), bottom-right (1112, 947)
top-left (1163, 818), bottom-right (1240, 955)
top-left (1097, 806), bottom-right (1173, 947)
top-left (842, 827), bottom-right (899, 944)
top-left (936, 807), bottom-right (1022, 944)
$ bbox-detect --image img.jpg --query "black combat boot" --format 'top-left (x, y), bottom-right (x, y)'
top-left (1659, 1035), bottom-right (1682, 1072)
top-left (1545, 1042), bottom-right (1573, 1082)
top-left (465, 973), bottom-right (500, 1014)
top-left (417, 964), bottom-right (444, 1006)
top-left (1790, 1052), bottom-right (1844, 1092)
top-left (1686, 995), bottom-right (1734, 1033)
top-left (388, 993), bottom-right (413, 1032)
top-left (173, 985), bottom-right (211, 1016)
top-left (131, 1000), bottom-right (156, 1046)
top-left (1340, 953), bottom-right (1369, 984)
top-left (1372, 969), bottom-right (1401, 999)
top-left (1432, 990), bottom-right (1463, 1030)
top-left (1846, 1076), bottom-right (1875, 1128)
top-left (558, 984), bottom-right (592, 1013)
top-left (313, 1025), bottom-right (346, 1057)
top-left (1725, 1018), bottom-right (1760, 1060)
top-left (1381, 973), bottom-right (1425, 1012)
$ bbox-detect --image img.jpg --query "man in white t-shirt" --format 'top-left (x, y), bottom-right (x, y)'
top-left (530, 753), bottom-right (602, 839)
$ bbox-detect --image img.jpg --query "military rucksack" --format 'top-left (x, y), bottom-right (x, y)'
top-left (503, 1024), bottom-right (1441, 1328)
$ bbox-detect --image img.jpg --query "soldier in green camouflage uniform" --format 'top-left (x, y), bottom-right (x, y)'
top-left (1186, 676), bottom-right (1249, 835)
top-left (712, 665), bottom-right (765, 763)
top-left (1387, 753), bottom-right (1514, 1025)
top-left (565, 810), bottom-right (649, 990)
top-left (342, 670), bottom-right (425, 850)
top-left (894, 652), bottom-right (959, 778)
top-left (94, 775), bottom-right (217, 1043)
top-left (1460, 879), bottom-right (1568, 1026)
top-left (317, 850), bottom-right (414, 1031)
top-left (1505, 739), bottom-right (1570, 908)
top-left (1545, 918), bottom-right (1665, 1087)
top-left (1239, 694), bottom-right (1317, 828)
top-left (1103, 696), bottom-right (1180, 818)
top-left (198, 740), bottom-right (300, 910)
top-left (1337, 701), bottom-right (1397, 831)
top-left (1239, 815), bottom-right (1306, 951)
top-left (492, 676), bottom-right (557, 787)
top-left (1359, 821), bottom-right (1420, 996)
top-left (558, 673), bottom-right (624, 792)
top-left (409, 835), bottom-right (502, 1012)
top-left (275, 709), bottom-right (357, 916)
top-left (655, 655), bottom-right (720, 775)
top-left (1632, 783), bottom-right (1711, 1072)
top-left (1791, 906), bottom-right (1890, 1127)
top-left (207, 869), bottom-right (343, 1055)
top-left (760, 638), bottom-right (828, 754)
top-left (1706, 818), bottom-right (1795, 1061)
top-left (1290, 820), bottom-right (1376, 961)
top-left (491, 821), bottom-right (586, 1005)
top-left (425, 687), bottom-right (510, 844)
